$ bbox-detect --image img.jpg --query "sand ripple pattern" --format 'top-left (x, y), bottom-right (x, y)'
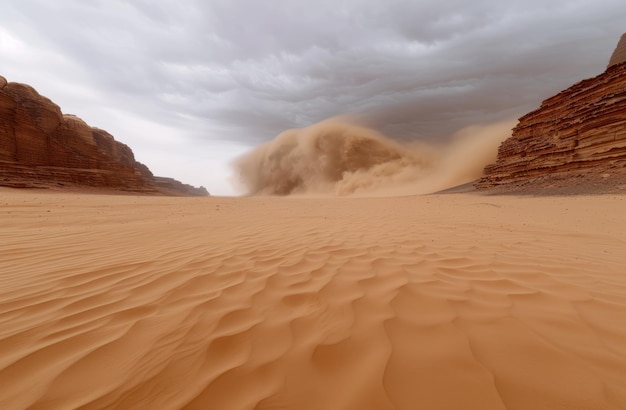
top-left (1, 192), bottom-right (626, 409)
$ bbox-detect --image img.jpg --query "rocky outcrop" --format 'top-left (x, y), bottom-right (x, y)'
top-left (0, 75), bottom-right (208, 195)
top-left (608, 33), bottom-right (626, 68)
top-left (154, 177), bottom-right (209, 196)
top-left (476, 55), bottom-right (626, 193)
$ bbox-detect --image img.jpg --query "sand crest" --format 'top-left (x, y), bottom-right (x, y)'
top-left (1, 190), bottom-right (626, 409)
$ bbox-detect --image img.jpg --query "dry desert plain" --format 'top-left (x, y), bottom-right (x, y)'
top-left (1, 188), bottom-right (626, 409)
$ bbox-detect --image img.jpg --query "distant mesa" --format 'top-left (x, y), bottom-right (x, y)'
top-left (476, 33), bottom-right (626, 193)
top-left (0, 75), bottom-right (208, 196)
top-left (153, 176), bottom-right (209, 196)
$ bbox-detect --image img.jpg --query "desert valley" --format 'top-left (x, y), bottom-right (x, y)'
top-left (1, 25), bottom-right (626, 410)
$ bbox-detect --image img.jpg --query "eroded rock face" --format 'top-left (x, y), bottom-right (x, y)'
top-left (0, 76), bottom-right (154, 191)
top-left (476, 61), bottom-right (626, 193)
top-left (608, 33), bottom-right (626, 68)
top-left (0, 75), bottom-right (207, 195)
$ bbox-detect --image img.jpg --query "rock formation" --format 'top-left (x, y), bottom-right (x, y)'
top-left (153, 177), bottom-right (209, 196)
top-left (476, 36), bottom-right (626, 193)
top-left (0, 75), bottom-right (208, 195)
top-left (608, 33), bottom-right (626, 68)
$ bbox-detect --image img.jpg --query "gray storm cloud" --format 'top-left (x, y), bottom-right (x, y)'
top-left (1, 0), bottom-right (624, 145)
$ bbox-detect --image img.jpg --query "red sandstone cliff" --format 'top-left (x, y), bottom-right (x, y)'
top-left (476, 59), bottom-right (626, 193)
top-left (0, 75), bottom-right (207, 196)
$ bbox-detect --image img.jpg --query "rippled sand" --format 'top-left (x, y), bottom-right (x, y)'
top-left (1, 189), bottom-right (626, 409)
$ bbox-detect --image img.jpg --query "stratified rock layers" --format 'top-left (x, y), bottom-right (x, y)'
top-left (476, 62), bottom-right (626, 191)
top-left (0, 76), bottom-right (207, 195)
top-left (0, 77), bottom-right (155, 191)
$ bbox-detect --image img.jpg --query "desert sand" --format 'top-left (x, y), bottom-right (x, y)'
top-left (1, 188), bottom-right (626, 409)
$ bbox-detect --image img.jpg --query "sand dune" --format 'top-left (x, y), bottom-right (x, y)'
top-left (1, 189), bottom-right (626, 409)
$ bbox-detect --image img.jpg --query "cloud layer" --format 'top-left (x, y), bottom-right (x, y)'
top-left (1, 0), bottom-right (624, 193)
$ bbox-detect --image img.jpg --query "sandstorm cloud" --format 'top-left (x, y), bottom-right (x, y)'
top-left (234, 119), bottom-right (515, 196)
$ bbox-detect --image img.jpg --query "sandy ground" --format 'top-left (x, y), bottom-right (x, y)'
top-left (1, 189), bottom-right (626, 409)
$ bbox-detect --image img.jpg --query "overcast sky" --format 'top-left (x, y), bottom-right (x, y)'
top-left (1, 0), bottom-right (624, 194)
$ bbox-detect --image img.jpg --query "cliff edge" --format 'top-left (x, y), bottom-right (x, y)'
top-left (476, 35), bottom-right (626, 194)
top-left (0, 76), bottom-right (208, 196)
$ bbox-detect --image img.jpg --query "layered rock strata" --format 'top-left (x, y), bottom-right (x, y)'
top-left (0, 76), bottom-right (207, 195)
top-left (476, 61), bottom-right (626, 193)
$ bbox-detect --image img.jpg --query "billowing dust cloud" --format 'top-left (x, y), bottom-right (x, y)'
top-left (234, 119), bottom-right (514, 196)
